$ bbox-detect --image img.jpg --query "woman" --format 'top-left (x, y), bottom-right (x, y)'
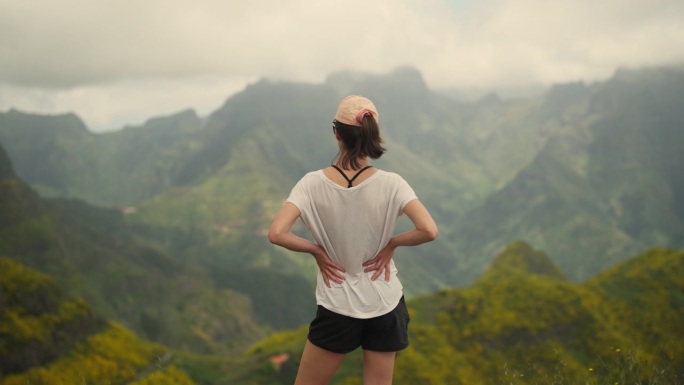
top-left (268, 95), bottom-right (438, 385)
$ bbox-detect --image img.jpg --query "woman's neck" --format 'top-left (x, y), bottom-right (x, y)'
top-left (334, 157), bottom-right (370, 171)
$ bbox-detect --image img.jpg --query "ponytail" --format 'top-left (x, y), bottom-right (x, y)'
top-left (334, 115), bottom-right (386, 169)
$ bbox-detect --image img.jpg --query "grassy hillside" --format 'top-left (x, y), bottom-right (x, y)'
top-left (224, 242), bottom-right (684, 385)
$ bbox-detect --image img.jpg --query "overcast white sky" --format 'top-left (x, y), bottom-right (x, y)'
top-left (1, 0), bottom-right (683, 132)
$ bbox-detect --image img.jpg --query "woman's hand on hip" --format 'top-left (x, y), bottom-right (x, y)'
top-left (363, 245), bottom-right (396, 282)
top-left (313, 246), bottom-right (345, 288)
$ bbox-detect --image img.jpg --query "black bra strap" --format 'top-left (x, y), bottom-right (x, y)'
top-left (331, 165), bottom-right (373, 188)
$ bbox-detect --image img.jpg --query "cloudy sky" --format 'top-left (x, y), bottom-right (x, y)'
top-left (1, 0), bottom-right (683, 132)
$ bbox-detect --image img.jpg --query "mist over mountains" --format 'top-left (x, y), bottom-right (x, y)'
top-left (1, 64), bottom-right (683, 340)
top-left (0, 67), bottom-right (684, 276)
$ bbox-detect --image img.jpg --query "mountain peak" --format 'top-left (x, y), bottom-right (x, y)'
top-left (142, 108), bottom-right (198, 125)
top-left (1, 108), bottom-right (90, 134)
top-left (120, 108), bottom-right (200, 133)
top-left (479, 241), bottom-right (566, 282)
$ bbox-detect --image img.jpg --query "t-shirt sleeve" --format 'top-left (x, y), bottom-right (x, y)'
top-left (396, 177), bottom-right (418, 215)
top-left (285, 176), bottom-right (309, 211)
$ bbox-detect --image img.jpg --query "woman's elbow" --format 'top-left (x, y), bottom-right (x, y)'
top-left (268, 228), bottom-right (282, 245)
top-left (421, 222), bottom-right (438, 242)
top-left (416, 227), bottom-right (438, 242)
top-left (426, 226), bottom-right (438, 242)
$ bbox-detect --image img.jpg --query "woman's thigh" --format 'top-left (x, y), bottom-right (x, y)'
top-left (363, 349), bottom-right (396, 385)
top-left (294, 340), bottom-right (346, 385)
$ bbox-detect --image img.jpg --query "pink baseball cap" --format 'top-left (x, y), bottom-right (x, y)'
top-left (334, 95), bottom-right (379, 127)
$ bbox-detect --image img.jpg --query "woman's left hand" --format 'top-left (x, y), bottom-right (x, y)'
top-left (312, 246), bottom-right (346, 288)
top-left (363, 244), bottom-right (396, 281)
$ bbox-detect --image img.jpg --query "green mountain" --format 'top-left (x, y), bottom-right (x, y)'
top-left (0, 67), bottom-right (553, 293)
top-left (446, 66), bottom-right (684, 281)
top-left (0, 143), bottom-right (264, 354)
top-left (1, 64), bottom-right (683, 335)
top-left (226, 243), bottom-right (684, 385)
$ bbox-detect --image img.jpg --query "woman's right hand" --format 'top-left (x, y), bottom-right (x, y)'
top-left (363, 244), bottom-right (396, 282)
top-left (312, 246), bottom-right (346, 288)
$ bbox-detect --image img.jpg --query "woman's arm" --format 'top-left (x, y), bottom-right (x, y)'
top-left (268, 202), bottom-right (345, 287)
top-left (363, 199), bottom-right (438, 281)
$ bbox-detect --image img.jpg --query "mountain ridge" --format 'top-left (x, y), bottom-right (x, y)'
top-left (1, 63), bottom-right (683, 332)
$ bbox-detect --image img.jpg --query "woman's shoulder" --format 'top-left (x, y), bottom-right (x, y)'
top-left (365, 170), bottom-right (412, 190)
top-left (296, 169), bottom-right (324, 179)
top-left (374, 169), bottom-right (407, 182)
top-left (294, 170), bottom-right (325, 185)
top-left (304, 169), bottom-right (324, 178)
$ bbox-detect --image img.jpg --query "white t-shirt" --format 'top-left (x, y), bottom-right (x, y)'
top-left (286, 169), bottom-right (418, 318)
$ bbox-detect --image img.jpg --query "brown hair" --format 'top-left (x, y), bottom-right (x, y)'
top-left (333, 114), bottom-right (386, 169)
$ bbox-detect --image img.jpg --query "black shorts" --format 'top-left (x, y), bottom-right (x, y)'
top-left (307, 296), bottom-right (410, 354)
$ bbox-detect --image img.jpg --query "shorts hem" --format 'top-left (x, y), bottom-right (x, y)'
top-left (308, 338), bottom-right (358, 354)
top-left (361, 343), bottom-right (409, 353)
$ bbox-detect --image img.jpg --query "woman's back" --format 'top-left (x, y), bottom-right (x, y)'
top-left (286, 169), bottom-right (417, 317)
